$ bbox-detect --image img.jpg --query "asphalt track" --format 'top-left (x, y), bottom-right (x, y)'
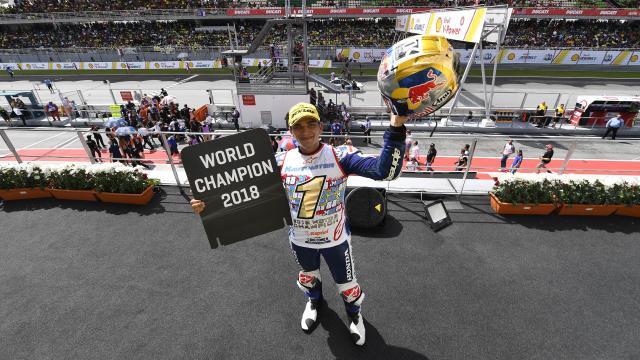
top-left (1, 190), bottom-right (639, 359)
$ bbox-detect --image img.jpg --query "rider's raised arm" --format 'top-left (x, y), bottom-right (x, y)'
top-left (336, 116), bottom-right (407, 181)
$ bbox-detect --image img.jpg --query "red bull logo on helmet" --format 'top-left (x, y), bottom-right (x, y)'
top-left (407, 70), bottom-right (445, 105)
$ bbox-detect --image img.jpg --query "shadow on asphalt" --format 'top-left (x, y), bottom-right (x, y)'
top-left (318, 304), bottom-right (431, 360)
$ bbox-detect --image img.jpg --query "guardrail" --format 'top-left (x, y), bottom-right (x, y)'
top-left (2, 105), bottom-right (638, 132)
top-left (1, 127), bottom-right (639, 197)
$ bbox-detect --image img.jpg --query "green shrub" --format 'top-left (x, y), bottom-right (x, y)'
top-left (0, 164), bottom-right (48, 190)
top-left (48, 166), bottom-right (95, 190)
top-left (493, 179), bottom-right (555, 205)
top-left (493, 178), bottom-right (640, 206)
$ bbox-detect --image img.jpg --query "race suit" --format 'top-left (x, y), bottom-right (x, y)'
top-left (277, 125), bottom-right (406, 315)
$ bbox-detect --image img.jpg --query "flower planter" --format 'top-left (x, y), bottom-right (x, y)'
top-left (615, 205), bottom-right (640, 218)
top-left (96, 185), bottom-right (155, 205)
top-left (557, 204), bottom-right (618, 216)
top-left (0, 188), bottom-right (52, 201)
top-left (49, 189), bottom-right (98, 202)
top-left (489, 192), bottom-right (557, 215)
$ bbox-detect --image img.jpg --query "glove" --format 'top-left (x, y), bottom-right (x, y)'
top-left (381, 93), bottom-right (409, 116)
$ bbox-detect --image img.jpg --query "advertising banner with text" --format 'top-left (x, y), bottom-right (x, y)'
top-left (147, 61), bottom-right (181, 70)
top-left (19, 63), bottom-right (49, 70)
top-left (51, 62), bottom-right (80, 70)
top-left (81, 62), bottom-right (112, 70)
top-left (628, 51), bottom-right (640, 66)
top-left (427, 8), bottom-right (487, 44)
top-left (0, 63), bottom-right (19, 70)
top-left (225, 7), bottom-right (640, 19)
top-left (114, 62), bottom-right (145, 70)
top-left (336, 48), bottom-right (386, 63)
top-left (184, 60), bottom-right (214, 69)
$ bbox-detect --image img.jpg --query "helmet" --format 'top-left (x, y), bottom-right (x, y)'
top-left (378, 35), bottom-right (460, 119)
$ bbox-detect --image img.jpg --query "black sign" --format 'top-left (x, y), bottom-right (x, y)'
top-left (181, 129), bottom-right (292, 248)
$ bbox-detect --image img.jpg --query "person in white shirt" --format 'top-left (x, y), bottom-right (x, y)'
top-left (363, 117), bottom-right (372, 144)
top-left (409, 140), bottom-right (421, 169)
top-left (12, 103), bottom-right (26, 126)
top-left (62, 97), bottom-right (74, 120)
top-left (499, 139), bottom-right (515, 172)
top-left (404, 130), bottom-right (412, 160)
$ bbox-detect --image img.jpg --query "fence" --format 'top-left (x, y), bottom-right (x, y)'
top-left (1, 127), bottom-right (639, 198)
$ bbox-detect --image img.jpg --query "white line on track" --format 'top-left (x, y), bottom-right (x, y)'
top-left (168, 75), bottom-right (198, 89)
top-left (62, 137), bottom-right (80, 148)
top-left (17, 131), bottom-right (69, 150)
top-left (51, 134), bottom-right (79, 149)
top-left (145, 74), bottom-right (199, 97)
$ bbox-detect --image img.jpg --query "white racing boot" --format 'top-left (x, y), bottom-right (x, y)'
top-left (348, 311), bottom-right (366, 346)
top-left (300, 298), bottom-right (322, 332)
top-left (297, 271), bottom-right (322, 332)
top-left (339, 282), bottom-right (366, 346)
top-left (345, 292), bottom-right (365, 346)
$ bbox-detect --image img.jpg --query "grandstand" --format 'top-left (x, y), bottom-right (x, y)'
top-left (0, 18), bottom-right (638, 50)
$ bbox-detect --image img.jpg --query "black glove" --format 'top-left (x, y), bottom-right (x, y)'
top-left (381, 93), bottom-right (409, 116)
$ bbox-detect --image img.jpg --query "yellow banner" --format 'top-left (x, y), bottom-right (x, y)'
top-left (612, 51), bottom-right (632, 65)
top-left (552, 50), bottom-right (571, 64)
top-left (109, 105), bottom-right (122, 117)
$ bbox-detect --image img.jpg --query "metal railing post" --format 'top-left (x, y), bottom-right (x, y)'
top-left (558, 141), bottom-right (576, 175)
top-left (160, 132), bottom-right (182, 186)
top-left (457, 138), bottom-right (478, 201)
top-left (552, 93), bottom-right (561, 111)
top-left (519, 93), bottom-right (528, 110)
top-left (0, 129), bottom-right (22, 163)
top-left (478, 41), bottom-right (489, 120)
top-left (445, 42), bottom-right (479, 127)
top-left (76, 131), bottom-right (96, 164)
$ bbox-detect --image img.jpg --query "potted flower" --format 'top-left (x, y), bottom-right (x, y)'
top-left (611, 182), bottom-right (640, 218)
top-left (490, 178), bottom-right (558, 215)
top-left (48, 165), bottom-right (98, 201)
top-left (93, 164), bottom-right (158, 205)
top-left (554, 180), bottom-right (618, 216)
top-left (0, 164), bottom-right (52, 200)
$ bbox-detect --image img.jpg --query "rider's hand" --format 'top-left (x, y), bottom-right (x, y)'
top-left (190, 199), bottom-right (206, 214)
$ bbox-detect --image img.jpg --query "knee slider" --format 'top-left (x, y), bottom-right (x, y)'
top-left (297, 270), bottom-right (321, 292)
top-left (338, 281), bottom-right (363, 306)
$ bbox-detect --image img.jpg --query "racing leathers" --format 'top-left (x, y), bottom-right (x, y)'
top-left (277, 124), bottom-right (406, 318)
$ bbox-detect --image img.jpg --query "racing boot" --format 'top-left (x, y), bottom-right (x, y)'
top-left (340, 284), bottom-right (365, 346)
top-left (297, 273), bottom-right (322, 332)
top-left (300, 297), bottom-right (322, 332)
top-left (348, 310), bottom-right (366, 346)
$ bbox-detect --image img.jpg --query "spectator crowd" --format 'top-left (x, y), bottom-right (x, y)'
top-left (0, 19), bottom-right (637, 49)
top-left (87, 88), bottom-right (226, 167)
top-left (2, 0), bottom-right (629, 13)
top-left (504, 19), bottom-right (640, 48)
top-left (1, 0), bottom-right (267, 13)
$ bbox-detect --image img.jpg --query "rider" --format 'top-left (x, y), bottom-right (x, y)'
top-left (191, 102), bottom-right (407, 346)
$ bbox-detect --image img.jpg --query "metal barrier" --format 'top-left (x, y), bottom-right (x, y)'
top-left (1, 44), bottom-right (638, 63)
top-left (1, 127), bottom-right (639, 198)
